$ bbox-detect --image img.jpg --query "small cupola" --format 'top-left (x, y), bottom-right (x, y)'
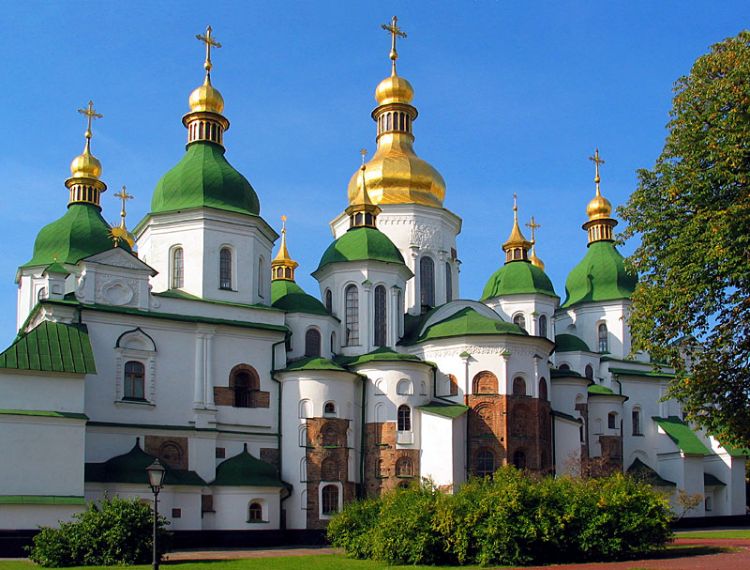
top-left (582, 148), bottom-right (617, 244)
top-left (66, 101), bottom-right (107, 208)
top-left (271, 215), bottom-right (299, 281)
top-left (345, 150), bottom-right (381, 229)
top-left (502, 194), bottom-right (532, 263)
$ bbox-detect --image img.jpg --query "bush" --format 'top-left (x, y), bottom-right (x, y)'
top-left (329, 467), bottom-right (673, 566)
top-left (29, 496), bottom-right (169, 567)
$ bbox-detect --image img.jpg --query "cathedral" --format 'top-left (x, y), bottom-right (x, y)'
top-left (0, 21), bottom-right (746, 539)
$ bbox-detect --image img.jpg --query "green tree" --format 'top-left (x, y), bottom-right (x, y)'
top-left (620, 30), bottom-right (750, 446)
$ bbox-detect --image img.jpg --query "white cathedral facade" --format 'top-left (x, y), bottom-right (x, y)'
top-left (0, 24), bottom-right (746, 537)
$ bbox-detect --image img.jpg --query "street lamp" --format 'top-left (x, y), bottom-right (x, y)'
top-left (146, 459), bottom-right (166, 570)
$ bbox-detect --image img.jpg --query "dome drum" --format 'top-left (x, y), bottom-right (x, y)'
top-left (65, 178), bottom-right (106, 208)
top-left (183, 110), bottom-right (230, 147)
top-left (372, 102), bottom-right (418, 140)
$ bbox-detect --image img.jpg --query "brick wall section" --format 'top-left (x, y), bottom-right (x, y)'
top-left (260, 448), bottom-right (280, 472)
top-left (145, 435), bottom-right (189, 470)
top-left (466, 394), bottom-right (507, 476)
top-left (304, 417), bottom-right (355, 529)
top-left (507, 397), bottom-right (553, 472)
top-left (213, 387), bottom-right (270, 408)
top-left (363, 422), bottom-right (421, 498)
top-left (598, 435), bottom-right (623, 473)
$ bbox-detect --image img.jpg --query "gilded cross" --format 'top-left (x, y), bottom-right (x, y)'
top-left (526, 216), bottom-right (541, 244)
top-left (360, 148), bottom-right (368, 169)
top-left (381, 16), bottom-right (407, 73)
top-left (196, 25), bottom-right (222, 74)
top-left (588, 148), bottom-right (605, 185)
top-left (281, 214), bottom-right (287, 234)
top-left (77, 100), bottom-right (103, 140)
top-left (114, 185), bottom-right (134, 222)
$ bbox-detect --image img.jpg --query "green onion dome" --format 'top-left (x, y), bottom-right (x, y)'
top-left (314, 226), bottom-right (405, 274)
top-left (211, 444), bottom-right (284, 487)
top-left (271, 279), bottom-right (329, 315)
top-left (150, 142), bottom-right (260, 216)
top-left (21, 204), bottom-right (126, 268)
top-left (481, 260), bottom-right (557, 300)
top-left (555, 334), bottom-right (592, 353)
top-left (418, 306), bottom-right (526, 343)
top-left (562, 241), bottom-right (637, 308)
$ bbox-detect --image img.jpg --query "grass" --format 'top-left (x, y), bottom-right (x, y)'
top-left (675, 528), bottom-right (750, 539)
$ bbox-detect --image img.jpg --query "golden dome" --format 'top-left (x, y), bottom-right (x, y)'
top-left (586, 192), bottom-right (612, 220)
top-left (189, 77), bottom-right (225, 114)
top-left (375, 74), bottom-right (414, 105)
top-left (70, 144), bottom-right (102, 179)
top-left (347, 138), bottom-right (445, 207)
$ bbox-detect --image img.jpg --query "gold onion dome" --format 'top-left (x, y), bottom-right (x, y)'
top-left (70, 145), bottom-right (102, 179)
top-left (272, 216), bottom-right (299, 281)
top-left (583, 149), bottom-right (617, 244)
top-left (502, 195), bottom-right (532, 262)
top-left (586, 192), bottom-right (612, 221)
top-left (189, 76), bottom-right (225, 114)
top-left (347, 16), bottom-right (445, 208)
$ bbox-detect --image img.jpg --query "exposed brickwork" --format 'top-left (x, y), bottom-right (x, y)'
top-left (304, 417), bottom-right (355, 529)
top-left (213, 387), bottom-right (270, 408)
top-left (466, 394), bottom-right (507, 476)
top-left (260, 448), bottom-right (280, 472)
top-left (507, 397), bottom-right (553, 472)
top-left (363, 422), bottom-right (420, 498)
top-left (145, 435), bottom-right (189, 470)
top-left (598, 435), bottom-right (623, 473)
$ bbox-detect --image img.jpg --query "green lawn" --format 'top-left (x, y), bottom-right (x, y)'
top-left (675, 528), bottom-right (750, 539)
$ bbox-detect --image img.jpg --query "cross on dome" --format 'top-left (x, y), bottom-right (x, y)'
top-left (588, 148), bottom-right (605, 191)
top-left (526, 216), bottom-right (541, 244)
top-left (77, 100), bottom-right (102, 142)
top-left (196, 25), bottom-right (222, 76)
top-left (381, 15), bottom-right (407, 75)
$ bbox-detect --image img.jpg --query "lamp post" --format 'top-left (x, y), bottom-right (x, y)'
top-left (146, 459), bottom-right (166, 570)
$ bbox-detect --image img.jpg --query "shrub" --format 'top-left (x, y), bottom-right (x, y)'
top-left (29, 496), bottom-right (169, 567)
top-left (326, 497), bottom-right (381, 559)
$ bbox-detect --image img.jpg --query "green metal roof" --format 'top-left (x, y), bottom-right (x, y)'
top-left (555, 334), bottom-right (592, 353)
top-left (279, 356), bottom-right (349, 373)
top-left (562, 241), bottom-right (637, 308)
top-left (627, 458), bottom-right (677, 487)
top-left (85, 440), bottom-right (206, 486)
top-left (719, 442), bottom-right (750, 457)
top-left (314, 227), bottom-right (406, 274)
top-left (0, 409), bottom-right (88, 420)
top-left (417, 401), bottom-right (469, 418)
top-left (481, 260), bottom-right (557, 300)
top-left (271, 280), bottom-right (329, 316)
top-left (0, 495), bottom-right (85, 505)
top-left (653, 416), bottom-right (712, 456)
top-left (551, 410), bottom-right (583, 424)
top-left (417, 307), bottom-right (525, 343)
top-left (150, 141), bottom-right (260, 216)
top-left (153, 289), bottom-right (281, 312)
top-left (609, 367), bottom-right (675, 379)
top-left (336, 347), bottom-right (431, 368)
top-left (0, 321), bottom-right (96, 374)
top-left (211, 444), bottom-right (284, 487)
top-left (588, 384), bottom-right (617, 395)
top-left (550, 368), bottom-right (585, 379)
top-left (21, 203), bottom-right (126, 269)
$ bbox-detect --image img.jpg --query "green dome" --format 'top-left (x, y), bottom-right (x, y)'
top-left (151, 142), bottom-right (260, 216)
top-left (21, 203), bottom-right (124, 268)
top-left (562, 241), bottom-right (637, 308)
top-left (555, 334), bottom-right (592, 353)
top-left (271, 279), bottom-right (329, 315)
top-left (212, 444), bottom-right (283, 487)
top-left (481, 260), bottom-right (557, 300)
top-left (314, 226), bottom-right (405, 274)
top-left (418, 306), bottom-right (526, 343)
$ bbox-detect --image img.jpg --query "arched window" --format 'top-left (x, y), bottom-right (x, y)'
top-left (374, 379), bottom-right (385, 396)
top-left (257, 257), bottom-right (265, 298)
top-left (248, 502), bottom-right (263, 522)
top-left (124, 361), bottom-right (146, 400)
top-left (396, 379), bottom-right (413, 395)
top-left (299, 425), bottom-right (308, 447)
top-left (538, 315), bottom-right (547, 338)
top-left (300, 458), bottom-right (307, 481)
top-left (171, 247), bottom-right (184, 289)
top-left (374, 285), bottom-right (387, 347)
top-left (323, 401), bottom-right (336, 417)
top-left (230, 366), bottom-right (260, 408)
top-left (321, 424), bottom-right (339, 448)
top-left (448, 374), bottom-right (459, 396)
top-left (445, 262), bottom-right (453, 302)
top-left (598, 323), bottom-right (609, 353)
top-left (298, 398), bottom-right (312, 419)
top-left (419, 257), bottom-right (435, 309)
top-left (325, 289), bottom-right (333, 313)
top-left (512, 450), bottom-right (527, 469)
top-left (472, 371), bottom-right (498, 394)
top-left (608, 412), bottom-right (617, 430)
top-left (513, 313), bottom-right (526, 331)
top-left (396, 456), bottom-right (413, 477)
top-left (345, 285), bottom-right (359, 346)
top-left (304, 328), bottom-right (321, 357)
top-left (397, 405), bottom-right (411, 431)
top-left (219, 247), bottom-right (232, 290)
top-left (632, 407), bottom-right (642, 436)
top-left (330, 332), bottom-right (336, 353)
top-left (158, 441), bottom-right (183, 468)
top-left (513, 377), bottom-right (527, 396)
top-left (475, 448), bottom-right (496, 477)
top-left (321, 484), bottom-right (339, 515)
top-left (585, 364), bottom-right (594, 380)
top-left (539, 378), bottom-right (548, 401)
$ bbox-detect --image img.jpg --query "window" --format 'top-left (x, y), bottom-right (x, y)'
top-left (705, 496), bottom-right (713, 512)
top-left (475, 448), bottom-right (495, 477)
top-left (305, 328), bottom-right (321, 357)
top-left (598, 323), bottom-right (608, 353)
top-left (300, 458), bottom-right (308, 481)
top-left (325, 289), bottom-right (333, 313)
top-left (472, 371), bottom-right (498, 394)
top-left (219, 247), bottom-right (232, 290)
top-left (539, 378), bottom-right (548, 401)
top-left (248, 502), bottom-right (263, 522)
top-left (419, 257), bottom-right (435, 309)
top-left (299, 425), bottom-right (308, 447)
top-left (230, 367), bottom-right (259, 408)
top-left (513, 377), bottom-right (527, 396)
top-left (585, 364), bottom-right (594, 380)
top-left (608, 412), bottom-right (617, 430)
top-left (323, 401), bottom-right (336, 417)
top-left (396, 456), bottom-right (413, 477)
top-left (512, 450), bottom-right (527, 469)
top-left (171, 247), bottom-right (184, 289)
top-left (632, 408), bottom-right (642, 435)
top-left (321, 484), bottom-right (339, 515)
top-left (124, 361), bottom-right (145, 400)
top-left (397, 405), bottom-right (411, 431)
top-left (298, 399), bottom-right (312, 419)
top-left (374, 379), bottom-right (385, 396)
top-left (539, 315), bottom-right (547, 337)
top-left (345, 285), bottom-right (359, 345)
top-left (374, 285), bottom-right (387, 347)
top-left (445, 262), bottom-right (453, 302)
top-left (448, 374), bottom-right (459, 396)
top-left (330, 332), bottom-right (336, 353)
top-left (513, 313), bottom-right (526, 331)
top-left (257, 257), bottom-right (265, 298)
top-left (396, 379), bottom-right (413, 395)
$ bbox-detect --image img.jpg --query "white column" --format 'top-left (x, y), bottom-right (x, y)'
top-left (194, 333), bottom-right (205, 406)
top-left (205, 331), bottom-right (215, 406)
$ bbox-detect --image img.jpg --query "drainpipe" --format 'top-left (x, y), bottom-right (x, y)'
top-left (359, 374), bottom-right (367, 499)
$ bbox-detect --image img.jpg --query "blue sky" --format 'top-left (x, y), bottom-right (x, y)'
top-left (0, 2), bottom-right (744, 346)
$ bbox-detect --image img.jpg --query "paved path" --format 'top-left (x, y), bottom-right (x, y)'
top-left (164, 538), bottom-right (750, 569)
